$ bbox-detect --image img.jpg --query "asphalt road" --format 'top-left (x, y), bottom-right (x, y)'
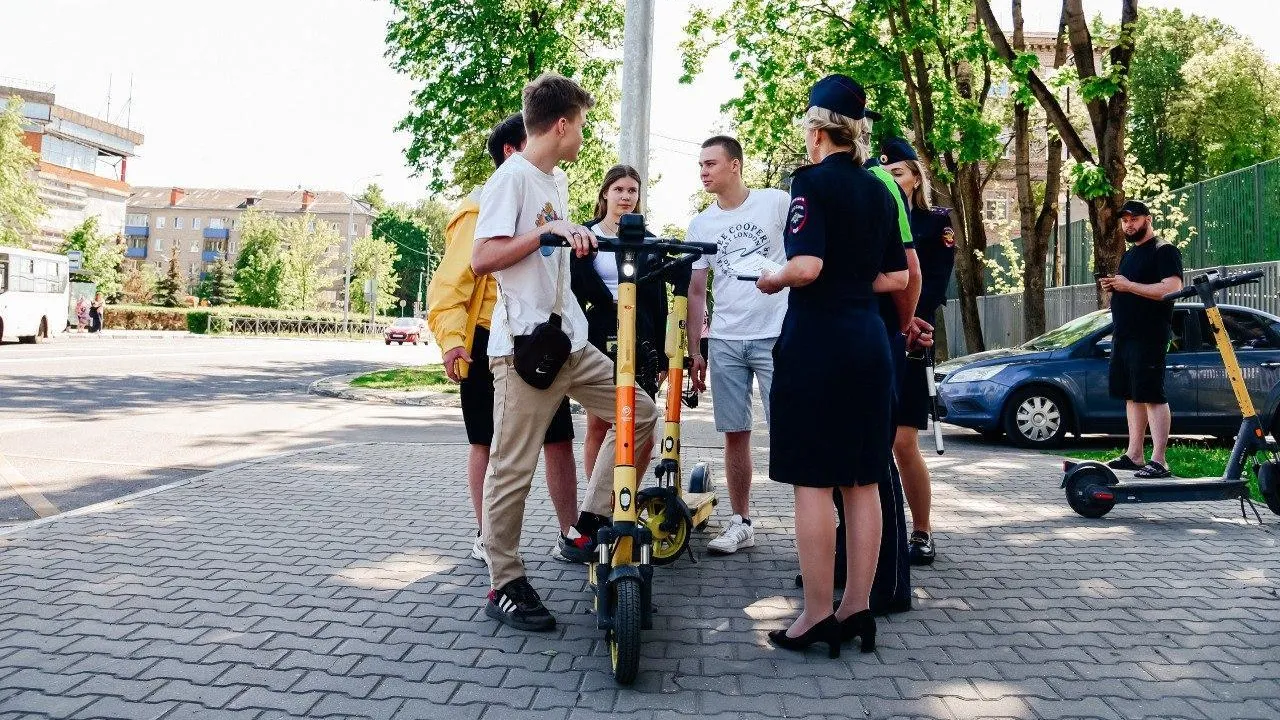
top-left (0, 333), bottom-right (467, 526)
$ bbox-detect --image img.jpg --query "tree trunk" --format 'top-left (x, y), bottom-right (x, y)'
top-left (950, 165), bottom-right (989, 354)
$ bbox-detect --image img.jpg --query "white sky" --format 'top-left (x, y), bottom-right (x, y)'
top-left (2, 1), bottom-right (1275, 230)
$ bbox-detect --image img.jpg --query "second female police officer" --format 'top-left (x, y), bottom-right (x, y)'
top-left (756, 74), bottom-right (909, 657)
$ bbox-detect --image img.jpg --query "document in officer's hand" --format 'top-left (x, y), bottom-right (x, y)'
top-left (732, 254), bottom-right (783, 281)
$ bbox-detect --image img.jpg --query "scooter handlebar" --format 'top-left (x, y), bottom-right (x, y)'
top-left (1162, 269), bottom-right (1264, 301)
top-left (537, 232), bottom-right (716, 258)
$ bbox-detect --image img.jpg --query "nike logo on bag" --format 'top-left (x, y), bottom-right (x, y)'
top-left (535, 368), bottom-right (548, 375)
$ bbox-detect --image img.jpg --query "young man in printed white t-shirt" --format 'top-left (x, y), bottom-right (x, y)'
top-left (686, 135), bottom-right (790, 555)
top-left (471, 73), bottom-right (660, 632)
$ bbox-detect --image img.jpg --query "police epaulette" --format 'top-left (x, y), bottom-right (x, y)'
top-left (931, 206), bottom-right (951, 215)
top-left (790, 163), bottom-right (820, 176)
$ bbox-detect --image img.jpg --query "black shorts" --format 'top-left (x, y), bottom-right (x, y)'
top-left (459, 326), bottom-right (575, 446)
top-left (1109, 338), bottom-right (1167, 404)
top-left (895, 353), bottom-right (930, 430)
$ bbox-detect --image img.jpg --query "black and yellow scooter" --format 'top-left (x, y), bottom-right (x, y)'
top-left (540, 214), bottom-right (716, 684)
top-left (1063, 269), bottom-right (1280, 519)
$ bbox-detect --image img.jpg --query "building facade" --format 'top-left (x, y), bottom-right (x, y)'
top-left (4, 83), bottom-right (145, 253)
top-left (125, 187), bottom-right (375, 303)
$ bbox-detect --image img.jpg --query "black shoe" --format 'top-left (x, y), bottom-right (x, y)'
top-left (767, 615), bottom-right (841, 658)
top-left (552, 533), bottom-right (595, 564)
top-left (837, 609), bottom-right (877, 653)
top-left (1135, 461), bottom-right (1172, 479)
top-left (485, 577), bottom-right (555, 632)
top-left (1107, 455), bottom-right (1143, 471)
top-left (907, 530), bottom-right (936, 567)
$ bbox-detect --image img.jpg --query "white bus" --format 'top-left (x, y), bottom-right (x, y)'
top-left (0, 246), bottom-right (70, 344)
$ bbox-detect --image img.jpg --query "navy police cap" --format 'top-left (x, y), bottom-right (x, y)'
top-left (808, 74), bottom-right (883, 122)
top-left (879, 137), bottom-right (918, 165)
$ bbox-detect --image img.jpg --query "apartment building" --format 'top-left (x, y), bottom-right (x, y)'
top-left (3, 82), bottom-right (145, 252)
top-left (125, 187), bottom-right (375, 300)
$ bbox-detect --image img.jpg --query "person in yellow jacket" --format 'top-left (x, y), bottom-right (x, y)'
top-left (427, 113), bottom-right (579, 565)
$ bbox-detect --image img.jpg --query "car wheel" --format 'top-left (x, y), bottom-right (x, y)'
top-left (385, 339), bottom-right (391, 345)
top-left (1003, 386), bottom-right (1071, 448)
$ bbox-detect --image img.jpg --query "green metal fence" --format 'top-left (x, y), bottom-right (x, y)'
top-left (987, 156), bottom-right (1280, 290)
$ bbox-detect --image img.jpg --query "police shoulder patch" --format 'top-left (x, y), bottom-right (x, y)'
top-left (788, 197), bottom-right (809, 235)
top-left (931, 206), bottom-right (951, 216)
top-left (941, 225), bottom-right (956, 248)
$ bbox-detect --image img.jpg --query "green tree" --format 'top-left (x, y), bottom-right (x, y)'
top-left (58, 216), bottom-right (126, 299)
top-left (157, 250), bottom-right (185, 307)
top-left (203, 259), bottom-right (239, 307)
top-left (376, 201), bottom-right (448, 312)
top-left (119, 263), bottom-right (160, 305)
top-left (383, 0), bottom-right (624, 220)
top-left (278, 214), bottom-right (340, 310)
top-left (0, 96), bottom-right (44, 248)
top-left (684, 0), bottom-right (1005, 353)
top-left (352, 234), bottom-right (400, 314)
top-left (359, 183), bottom-right (388, 213)
top-left (233, 208), bottom-right (284, 308)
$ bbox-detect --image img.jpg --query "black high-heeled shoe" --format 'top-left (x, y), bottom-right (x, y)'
top-left (767, 615), bottom-right (841, 658)
top-left (837, 609), bottom-right (876, 653)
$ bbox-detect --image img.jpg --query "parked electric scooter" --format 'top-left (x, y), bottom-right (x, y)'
top-left (1062, 269), bottom-right (1280, 520)
top-left (540, 214), bottom-right (716, 685)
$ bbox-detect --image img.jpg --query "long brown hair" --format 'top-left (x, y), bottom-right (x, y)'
top-left (592, 164), bottom-right (644, 223)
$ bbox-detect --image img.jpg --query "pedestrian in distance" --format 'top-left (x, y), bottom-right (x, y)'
top-left (881, 137), bottom-right (956, 566)
top-left (426, 112), bottom-right (580, 569)
top-left (686, 135), bottom-right (791, 555)
top-left (1102, 200), bottom-right (1184, 479)
top-left (470, 73), bottom-right (660, 632)
top-left (89, 292), bottom-right (105, 334)
top-left (756, 74), bottom-right (909, 657)
top-left (571, 165), bottom-right (668, 481)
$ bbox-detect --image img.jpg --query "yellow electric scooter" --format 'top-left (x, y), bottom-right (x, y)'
top-left (541, 214), bottom-right (716, 684)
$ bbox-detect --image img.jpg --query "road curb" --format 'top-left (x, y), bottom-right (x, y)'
top-left (56, 331), bottom-right (209, 341)
top-left (308, 373), bottom-right (462, 407)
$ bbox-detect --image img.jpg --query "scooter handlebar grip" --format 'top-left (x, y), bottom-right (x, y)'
top-left (538, 233), bottom-right (569, 247)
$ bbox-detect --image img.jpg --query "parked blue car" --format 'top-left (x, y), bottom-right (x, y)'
top-left (936, 303), bottom-right (1280, 447)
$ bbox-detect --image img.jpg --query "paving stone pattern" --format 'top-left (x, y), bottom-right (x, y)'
top-left (0, 437), bottom-right (1277, 719)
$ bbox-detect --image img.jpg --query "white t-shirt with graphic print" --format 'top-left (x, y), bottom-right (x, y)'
top-left (474, 153), bottom-right (590, 357)
top-left (689, 188), bottom-right (790, 340)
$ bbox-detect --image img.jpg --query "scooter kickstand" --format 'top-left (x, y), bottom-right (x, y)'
top-left (1243, 496), bottom-right (1265, 525)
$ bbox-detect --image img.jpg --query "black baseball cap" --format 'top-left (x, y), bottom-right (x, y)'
top-left (808, 74), bottom-right (883, 122)
top-left (1120, 200), bottom-right (1150, 216)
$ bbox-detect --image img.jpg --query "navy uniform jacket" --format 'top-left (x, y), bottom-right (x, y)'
top-left (912, 206), bottom-right (956, 321)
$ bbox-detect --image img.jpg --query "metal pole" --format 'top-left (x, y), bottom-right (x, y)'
top-left (344, 196), bottom-right (354, 332)
top-left (370, 271), bottom-right (377, 327)
top-left (618, 0), bottom-right (654, 187)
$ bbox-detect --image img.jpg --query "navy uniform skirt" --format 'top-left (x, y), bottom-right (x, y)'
top-left (769, 297), bottom-right (893, 488)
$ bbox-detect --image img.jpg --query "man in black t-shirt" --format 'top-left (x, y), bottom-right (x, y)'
top-left (1100, 200), bottom-right (1184, 479)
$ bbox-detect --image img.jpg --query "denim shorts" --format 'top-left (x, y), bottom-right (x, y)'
top-left (708, 337), bottom-right (776, 433)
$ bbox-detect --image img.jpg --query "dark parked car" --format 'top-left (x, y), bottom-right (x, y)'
top-left (937, 304), bottom-right (1280, 447)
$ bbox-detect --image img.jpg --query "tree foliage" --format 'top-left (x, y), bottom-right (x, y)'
top-left (203, 258), bottom-right (239, 307)
top-left (157, 250), bottom-right (185, 308)
top-left (351, 233), bottom-right (400, 315)
top-left (0, 96), bottom-right (44, 249)
top-left (119, 263), bottom-right (160, 305)
top-left (58, 216), bottom-right (125, 299)
top-left (684, 0), bottom-right (1005, 353)
top-left (233, 208), bottom-right (284, 308)
top-left (278, 214), bottom-right (341, 311)
top-left (384, 0), bottom-right (624, 220)
top-left (359, 183), bottom-right (388, 213)
top-left (375, 200), bottom-right (447, 313)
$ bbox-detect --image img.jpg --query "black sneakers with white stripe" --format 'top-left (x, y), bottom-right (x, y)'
top-left (485, 577), bottom-right (555, 631)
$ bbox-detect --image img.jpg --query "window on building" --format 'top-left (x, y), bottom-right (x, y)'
top-left (229, 241), bottom-right (237, 254)
top-left (175, 217), bottom-right (184, 230)
top-left (128, 237), bottom-right (147, 250)
top-left (350, 221), bottom-right (357, 235)
top-left (189, 242), bottom-right (200, 254)
top-left (209, 217), bottom-right (225, 230)
top-left (156, 216), bottom-right (166, 229)
top-left (40, 135), bottom-right (97, 174)
top-left (307, 220), bottom-right (316, 232)
top-left (192, 217), bottom-right (202, 230)
top-left (126, 213), bottom-right (148, 227)
top-left (984, 199), bottom-right (1010, 223)
top-left (189, 263), bottom-right (198, 278)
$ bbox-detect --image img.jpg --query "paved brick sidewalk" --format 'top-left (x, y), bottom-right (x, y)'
top-left (0, 435), bottom-right (1276, 719)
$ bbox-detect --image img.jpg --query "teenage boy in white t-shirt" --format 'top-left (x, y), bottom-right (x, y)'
top-left (686, 135), bottom-right (790, 555)
top-left (471, 73), bottom-right (660, 632)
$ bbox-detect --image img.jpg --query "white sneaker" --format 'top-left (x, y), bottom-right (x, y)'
top-left (707, 514), bottom-right (755, 555)
top-left (471, 535), bottom-right (489, 566)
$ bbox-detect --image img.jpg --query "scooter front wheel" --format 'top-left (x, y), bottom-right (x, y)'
top-left (637, 492), bottom-right (690, 565)
top-left (609, 576), bottom-right (643, 685)
top-left (1065, 469), bottom-right (1116, 519)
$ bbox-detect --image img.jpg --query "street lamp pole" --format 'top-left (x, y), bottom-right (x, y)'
top-left (343, 174), bottom-right (381, 333)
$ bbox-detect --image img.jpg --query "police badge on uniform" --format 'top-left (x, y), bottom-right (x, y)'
top-left (942, 226), bottom-right (956, 248)
top-left (788, 197), bottom-right (809, 234)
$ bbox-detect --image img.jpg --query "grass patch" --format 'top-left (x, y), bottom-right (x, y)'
top-left (1062, 441), bottom-right (1265, 502)
top-left (350, 365), bottom-right (458, 392)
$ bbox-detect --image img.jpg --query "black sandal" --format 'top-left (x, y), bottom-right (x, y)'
top-left (1106, 455), bottom-right (1143, 471)
top-left (1135, 461), bottom-right (1172, 479)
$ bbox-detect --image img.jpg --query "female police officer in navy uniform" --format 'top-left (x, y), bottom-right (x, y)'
top-left (880, 138), bottom-right (956, 566)
top-left (756, 74), bottom-right (909, 657)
